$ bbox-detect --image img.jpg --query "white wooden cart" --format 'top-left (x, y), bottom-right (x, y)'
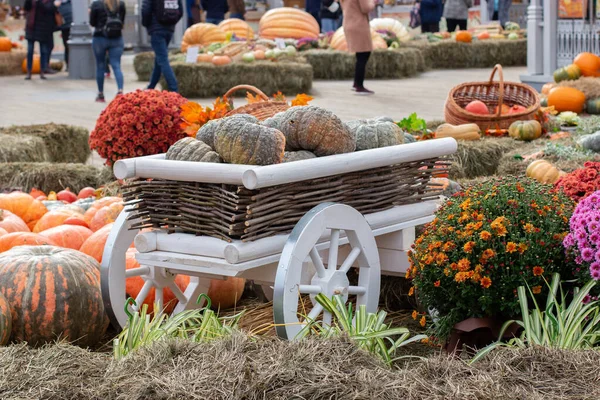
top-left (101, 138), bottom-right (457, 339)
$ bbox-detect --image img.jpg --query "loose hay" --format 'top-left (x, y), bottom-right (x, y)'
top-left (0, 133), bottom-right (50, 163)
top-left (0, 163), bottom-right (114, 193)
top-left (0, 123), bottom-right (90, 163)
top-left (449, 137), bottom-right (520, 179)
top-left (558, 77), bottom-right (600, 100)
top-left (1, 336), bottom-right (600, 399)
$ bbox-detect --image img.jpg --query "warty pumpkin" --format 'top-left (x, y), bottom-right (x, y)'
top-left (263, 106), bottom-right (356, 156)
top-left (166, 137), bottom-right (222, 162)
top-left (0, 232), bottom-right (57, 253)
top-left (0, 292), bottom-right (11, 345)
top-left (526, 160), bottom-right (567, 184)
top-left (0, 209), bottom-right (29, 233)
top-left (283, 150), bottom-right (317, 162)
top-left (181, 23), bottom-right (226, 51)
top-left (0, 245), bottom-right (108, 346)
top-left (553, 64), bottom-right (581, 83)
top-left (0, 192), bottom-right (47, 230)
top-left (346, 117), bottom-right (405, 150)
top-left (259, 7), bottom-right (319, 40)
top-left (39, 225), bottom-right (93, 251)
top-left (197, 114), bottom-right (286, 165)
top-left (573, 52), bottom-right (600, 77)
top-left (218, 18), bottom-right (255, 39)
top-left (547, 87), bottom-right (586, 113)
top-left (455, 31), bottom-right (472, 43)
top-left (508, 120), bottom-right (542, 141)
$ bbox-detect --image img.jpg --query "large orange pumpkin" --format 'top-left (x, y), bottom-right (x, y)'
top-left (89, 202), bottom-right (124, 232)
top-left (0, 292), bottom-right (11, 345)
top-left (0, 37), bottom-right (12, 52)
top-left (0, 210), bottom-right (29, 233)
top-left (455, 31), bottom-right (472, 43)
top-left (259, 7), bottom-right (320, 40)
top-left (573, 52), bottom-right (600, 77)
top-left (0, 193), bottom-right (47, 231)
top-left (0, 232), bottom-right (57, 253)
top-left (0, 227), bottom-right (7, 238)
top-left (21, 55), bottom-right (41, 74)
top-left (33, 209), bottom-right (84, 233)
top-left (83, 197), bottom-right (122, 225)
top-left (329, 27), bottom-right (387, 51)
top-left (79, 223), bottom-right (115, 263)
top-left (218, 18), bottom-right (255, 39)
top-left (547, 86), bottom-right (586, 113)
top-left (39, 225), bottom-right (93, 250)
top-left (207, 277), bottom-right (246, 310)
top-left (0, 246), bottom-right (108, 346)
top-left (181, 23), bottom-right (226, 51)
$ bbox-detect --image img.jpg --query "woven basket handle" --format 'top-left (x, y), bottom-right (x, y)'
top-left (223, 85), bottom-right (270, 108)
top-left (488, 64), bottom-right (505, 118)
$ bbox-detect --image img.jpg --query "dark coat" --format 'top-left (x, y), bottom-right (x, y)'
top-left (24, 0), bottom-right (57, 43)
top-left (227, 0), bottom-right (245, 16)
top-left (419, 0), bottom-right (443, 25)
top-left (90, 0), bottom-right (126, 37)
top-left (57, 0), bottom-right (73, 29)
top-left (321, 0), bottom-right (341, 20)
top-left (200, 0), bottom-right (228, 21)
top-left (142, 0), bottom-right (184, 34)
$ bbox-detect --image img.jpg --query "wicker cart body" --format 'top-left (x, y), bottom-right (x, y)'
top-left (102, 139), bottom-right (458, 339)
top-left (223, 84), bottom-right (289, 120)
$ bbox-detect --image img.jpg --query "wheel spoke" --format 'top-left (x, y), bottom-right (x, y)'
top-left (327, 229), bottom-right (340, 270)
top-left (133, 280), bottom-right (154, 311)
top-left (305, 304), bottom-right (323, 322)
top-left (299, 284), bottom-right (321, 295)
top-left (125, 266), bottom-right (150, 278)
top-left (310, 247), bottom-right (326, 278)
top-left (339, 247), bottom-right (361, 273)
top-left (322, 310), bottom-right (332, 327)
top-left (348, 286), bottom-right (367, 295)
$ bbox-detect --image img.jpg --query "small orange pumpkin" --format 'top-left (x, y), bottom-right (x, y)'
top-left (207, 277), bottom-right (246, 310)
top-left (455, 31), bottom-right (472, 43)
top-left (0, 37), bottom-right (11, 52)
top-left (541, 82), bottom-right (556, 95)
top-left (254, 50), bottom-right (266, 60)
top-left (573, 52), bottom-right (600, 77)
top-left (477, 31), bottom-right (490, 40)
top-left (21, 55), bottom-right (41, 74)
top-left (197, 53), bottom-right (214, 63)
top-left (547, 87), bottom-right (586, 113)
top-left (212, 55), bottom-right (232, 66)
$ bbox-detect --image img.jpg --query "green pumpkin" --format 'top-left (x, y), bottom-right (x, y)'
top-left (346, 117), bottom-right (404, 151)
top-left (540, 96), bottom-right (548, 107)
top-left (586, 98), bottom-right (600, 115)
top-left (508, 120), bottom-right (542, 141)
top-left (166, 137), bottom-right (222, 163)
top-left (0, 292), bottom-right (11, 345)
top-left (553, 64), bottom-right (581, 83)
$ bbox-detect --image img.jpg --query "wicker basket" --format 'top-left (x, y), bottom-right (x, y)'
top-left (223, 85), bottom-right (289, 121)
top-left (444, 64), bottom-right (540, 132)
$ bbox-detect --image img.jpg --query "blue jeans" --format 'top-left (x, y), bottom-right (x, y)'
top-left (92, 35), bottom-right (124, 93)
top-left (205, 17), bottom-right (223, 24)
top-left (229, 13), bottom-right (244, 20)
top-left (27, 39), bottom-right (50, 74)
top-left (321, 18), bottom-right (340, 33)
top-left (148, 31), bottom-right (178, 92)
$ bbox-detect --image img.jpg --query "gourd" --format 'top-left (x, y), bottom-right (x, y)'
top-left (369, 18), bottom-right (410, 42)
top-left (197, 115), bottom-right (286, 165)
top-left (39, 225), bottom-right (93, 251)
top-left (89, 201), bottom-right (124, 232)
top-left (33, 209), bottom-right (83, 233)
top-left (0, 232), bottom-right (56, 253)
top-left (283, 150), bottom-right (317, 162)
top-left (547, 87), bottom-right (586, 113)
top-left (573, 52), bottom-right (600, 77)
top-left (259, 7), bottom-right (319, 40)
top-left (553, 64), bottom-right (581, 83)
top-left (166, 137), bottom-right (222, 162)
top-left (526, 160), bottom-right (567, 184)
top-left (218, 18), bottom-right (255, 39)
top-left (212, 55), bottom-right (232, 66)
top-left (0, 192), bottom-right (47, 230)
top-left (540, 96), bottom-right (548, 107)
top-left (455, 31), bottom-right (472, 43)
top-left (435, 123), bottom-right (480, 140)
top-left (263, 106), bottom-right (356, 156)
top-left (0, 210), bottom-right (29, 233)
top-left (83, 196), bottom-right (122, 225)
top-left (578, 131), bottom-right (600, 152)
top-left (0, 246), bottom-right (108, 346)
top-left (586, 97), bottom-right (600, 115)
top-left (254, 50), bottom-right (266, 60)
top-left (0, 37), bottom-right (11, 52)
top-left (346, 117), bottom-right (404, 150)
top-left (541, 82), bottom-right (555, 95)
top-left (508, 120), bottom-right (542, 141)
top-left (197, 53), bottom-right (214, 63)
top-left (181, 23), bottom-right (226, 51)
top-left (0, 292), bottom-right (11, 345)
top-left (329, 27), bottom-right (387, 51)
top-left (206, 277), bottom-right (246, 309)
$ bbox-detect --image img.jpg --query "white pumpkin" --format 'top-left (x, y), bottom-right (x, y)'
top-left (369, 18), bottom-right (410, 43)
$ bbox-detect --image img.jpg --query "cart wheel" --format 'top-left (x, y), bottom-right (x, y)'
top-left (273, 203), bottom-right (381, 340)
top-left (101, 210), bottom-right (210, 329)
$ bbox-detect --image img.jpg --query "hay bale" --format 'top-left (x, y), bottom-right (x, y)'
top-left (303, 48), bottom-right (425, 80)
top-left (0, 163), bottom-right (114, 193)
top-left (448, 137), bottom-right (520, 179)
top-left (426, 119), bottom-right (445, 131)
top-left (496, 140), bottom-right (547, 176)
top-left (133, 51), bottom-right (156, 81)
top-left (161, 60), bottom-right (313, 98)
top-left (558, 77), bottom-right (600, 100)
top-left (0, 123), bottom-right (90, 163)
top-left (0, 133), bottom-right (51, 163)
top-left (0, 50), bottom-right (26, 76)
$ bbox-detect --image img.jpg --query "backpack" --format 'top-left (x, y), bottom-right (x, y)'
top-left (155, 0), bottom-right (182, 25)
top-left (409, 2), bottom-right (421, 29)
top-left (103, 3), bottom-right (123, 38)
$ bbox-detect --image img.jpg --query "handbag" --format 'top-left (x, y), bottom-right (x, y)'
top-left (55, 11), bottom-right (64, 28)
top-left (409, 2), bottom-right (421, 29)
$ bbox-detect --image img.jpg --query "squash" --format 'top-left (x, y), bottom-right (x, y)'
top-left (283, 150), bottom-right (317, 162)
top-left (586, 97), bottom-right (600, 115)
top-left (508, 120), bottom-right (542, 141)
top-left (259, 7), bottom-right (320, 40)
top-left (181, 23), bottom-right (226, 51)
top-left (526, 160), bottom-right (566, 184)
top-left (541, 82), bottom-right (556, 95)
top-left (547, 87), bottom-right (586, 113)
top-left (553, 64), bottom-right (581, 83)
top-left (0, 232), bottom-right (57, 253)
top-left (329, 27), bottom-right (387, 51)
top-left (207, 277), bottom-right (246, 309)
top-left (0, 245), bottom-right (108, 346)
top-left (0, 210), bottom-right (29, 233)
top-left (212, 55), bottom-right (232, 66)
top-left (39, 225), bottom-right (93, 251)
top-left (455, 31), bottom-right (472, 43)
top-left (32, 209), bottom-right (83, 233)
top-left (21, 55), bottom-right (41, 74)
top-left (477, 31), bottom-right (490, 40)
top-left (197, 114), bottom-right (286, 165)
top-left (0, 37), bottom-right (12, 52)
top-left (83, 196), bottom-right (122, 225)
top-left (0, 192), bottom-right (47, 230)
top-left (166, 137), bottom-right (222, 162)
top-left (263, 106), bottom-right (356, 156)
top-left (89, 201), bottom-right (123, 232)
top-left (346, 117), bottom-right (404, 151)
top-left (435, 123), bottom-right (481, 140)
top-left (197, 53), bottom-right (214, 63)
top-left (218, 18), bottom-right (254, 39)
top-left (254, 50), bottom-right (266, 60)
top-left (573, 52), bottom-right (600, 77)
top-left (0, 292), bottom-right (11, 345)
top-left (369, 18), bottom-right (410, 43)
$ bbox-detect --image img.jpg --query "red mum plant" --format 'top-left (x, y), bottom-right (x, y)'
top-left (555, 161), bottom-right (600, 202)
top-left (89, 89), bottom-right (188, 166)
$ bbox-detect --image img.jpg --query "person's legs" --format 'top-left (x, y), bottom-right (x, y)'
top-left (44, 35), bottom-right (54, 73)
top-left (321, 18), bottom-right (335, 33)
top-left (62, 28), bottom-right (70, 69)
top-left (229, 13), bottom-right (244, 20)
top-left (354, 51), bottom-right (372, 93)
top-left (458, 19), bottom-right (467, 31)
top-left (492, 11), bottom-right (498, 21)
top-left (148, 32), bottom-right (164, 89)
top-left (92, 36), bottom-right (107, 99)
top-left (108, 37), bottom-right (125, 92)
top-left (446, 18), bottom-right (458, 32)
top-left (25, 39), bottom-right (35, 78)
top-left (151, 31), bottom-right (178, 92)
top-left (205, 17), bottom-right (223, 24)
top-left (39, 40), bottom-right (50, 78)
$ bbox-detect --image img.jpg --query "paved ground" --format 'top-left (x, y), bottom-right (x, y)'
top-left (0, 54), bottom-right (527, 164)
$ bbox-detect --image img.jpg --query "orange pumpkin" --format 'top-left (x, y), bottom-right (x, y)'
top-left (197, 53), bottom-right (214, 63)
top-left (0, 232), bottom-right (56, 253)
top-left (254, 50), bottom-right (266, 60)
top-left (212, 55), bottom-right (232, 66)
top-left (181, 23), bottom-right (226, 51)
top-left (80, 223), bottom-right (130, 263)
top-left (455, 31), bottom-right (472, 43)
top-left (0, 227), bottom-right (7, 238)
top-left (259, 7), bottom-right (320, 40)
top-left (207, 277), bottom-right (246, 309)
top-left (29, 188), bottom-right (46, 198)
top-left (547, 87), bottom-right (586, 113)
top-left (77, 187), bottom-right (96, 199)
top-left (63, 216), bottom-right (90, 228)
top-left (83, 197), bottom-right (122, 225)
top-left (89, 202), bottom-right (124, 232)
top-left (21, 55), bottom-right (41, 74)
top-left (330, 27), bottom-right (387, 51)
top-left (573, 52), bottom-right (600, 77)
top-left (33, 209), bottom-right (84, 233)
top-left (218, 18), bottom-right (255, 39)
top-left (0, 192), bottom-right (47, 230)
top-left (0, 37), bottom-right (11, 52)
top-left (0, 209), bottom-right (29, 233)
top-left (541, 82), bottom-right (556, 95)
top-left (477, 31), bottom-right (490, 40)
top-left (39, 225), bottom-right (93, 250)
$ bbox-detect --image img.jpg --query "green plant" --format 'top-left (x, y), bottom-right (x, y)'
top-left (297, 294), bottom-right (427, 365)
top-left (556, 111), bottom-right (581, 126)
top-left (471, 274), bottom-right (600, 363)
top-left (576, 116), bottom-right (600, 136)
top-left (396, 113), bottom-right (433, 140)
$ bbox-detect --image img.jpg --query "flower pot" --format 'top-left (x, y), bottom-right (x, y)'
top-left (560, 125), bottom-right (578, 133)
top-left (444, 317), bottom-right (520, 356)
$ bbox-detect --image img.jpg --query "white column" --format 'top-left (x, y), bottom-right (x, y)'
top-left (68, 0), bottom-right (95, 79)
top-left (480, 0), bottom-right (489, 24)
top-left (526, 0), bottom-right (543, 75)
top-left (543, 0), bottom-right (558, 76)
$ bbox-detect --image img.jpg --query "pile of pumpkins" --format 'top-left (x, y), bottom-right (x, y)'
top-left (542, 52), bottom-right (600, 114)
top-left (0, 188), bottom-right (245, 347)
top-left (434, 119), bottom-right (541, 142)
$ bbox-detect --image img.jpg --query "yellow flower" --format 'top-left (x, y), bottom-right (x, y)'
top-left (533, 266), bottom-right (544, 276)
top-left (480, 231), bottom-right (492, 241)
top-left (463, 241), bottom-right (476, 254)
top-left (405, 269), bottom-right (411, 279)
top-left (480, 276), bottom-right (492, 289)
top-left (447, 214), bottom-right (455, 221)
top-left (532, 285), bottom-right (542, 294)
top-left (419, 316), bottom-right (426, 327)
top-left (443, 267), bottom-right (451, 276)
top-left (408, 286), bottom-right (415, 296)
top-left (523, 223), bottom-right (535, 234)
top-left (518, 243), bottom-right (528, 254)
top-left (505, 242), bottom-right (517, 253)
top-left (412, 310), bottom-right (418, 320)
top-left (458, 213), bottom-right (470, 223)
top-left (459, 199), bottom-right (471, 211)
top-left (457, 258), bottom-right (471, 272)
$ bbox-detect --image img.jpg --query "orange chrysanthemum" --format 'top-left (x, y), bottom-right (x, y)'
top-left (533, 266), bottom-right (544, 276)
top-left (480, 231), bottom-right (492, 241)
top-left (412, 310), bottom-right (418, 320)
top-left (434, 280), bottom-right (441, 287)
top-left (518, 243), bottom-right (528, 254)
top-left (408, 286), bottom-right (415, 296)
top-left (506, 242), bottom-right (517, 253)
top-left (532, 285), bottom-right (542, 294)
top-left (523, 223), bottom-right (535, 234)
top-left (463, 241), bottom-right (476, 254)
top-left (457, 258), bottom-right (471, 272)
top-left (419, 316), bottom-right (426, 327)
top-left (480, 276), bottom-right (492, 288)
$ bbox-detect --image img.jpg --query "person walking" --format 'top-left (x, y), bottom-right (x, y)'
top-left (186, 0), bottom-right (201, 27)
top-left (23, 0), bottom-right (57, 80)
top-left (488, 0), bottom-right (511, 28)
top-left (201, 0), bottom-right (227, 24)
top-left (90, 0), bottom-right (126, 102)
top-left (56, 0), bottom-right (72, 71)
top-left (320, 0), bottom-right (342, 33)
top-left (142, 0), bottom-right (183, 92)
top-left (340, 0), bottom-right (375, 95)
top-left (227, 0), bottom-right (245, 20)
top-left (419, 0), bottom-right (443, 33)
top-left (443, 0), bottom-right (471, 32)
